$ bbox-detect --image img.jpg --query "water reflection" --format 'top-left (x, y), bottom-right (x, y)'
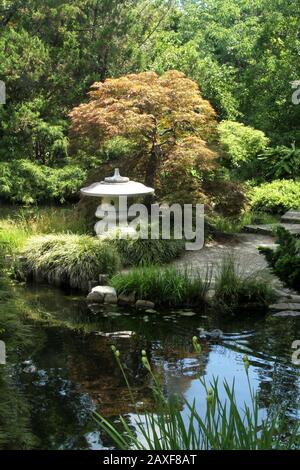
top-left (1, 283), bottom-right (299, 449)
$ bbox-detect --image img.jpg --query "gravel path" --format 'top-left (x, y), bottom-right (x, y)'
top-left (172, 233), bottom-right (279, 285)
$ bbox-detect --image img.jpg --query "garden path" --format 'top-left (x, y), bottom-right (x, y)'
top-left (173, 224), bottom-right (300, 317)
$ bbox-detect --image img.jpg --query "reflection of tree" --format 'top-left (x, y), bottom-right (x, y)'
top-left (216, 313), bottom-right (300, 420)
top-left (0, 276), bottom-right (36, 449)
top-left (253, 318), bottom-right (300, 419)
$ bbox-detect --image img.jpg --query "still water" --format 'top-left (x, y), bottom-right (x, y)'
top-left (1, 283), bottom-right (300, 449)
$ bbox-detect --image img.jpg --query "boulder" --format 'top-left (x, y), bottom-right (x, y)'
top-left (92, 286), bottom-right (117, 296)
top-left (104, 293), bottom-right (118, 304)
top-left (118, 293), bottom-right (136, 306)
top-left (86, 291), bottom-right (104, 303)
top-left (135, 300), bottom-right (155, 310)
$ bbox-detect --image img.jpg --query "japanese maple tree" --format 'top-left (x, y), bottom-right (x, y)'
top-left (69, 70), bottom-right (218, 202)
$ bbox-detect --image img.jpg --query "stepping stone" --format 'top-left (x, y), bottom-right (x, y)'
top-left (269, 303), bottom-right (300, 311)
top-left (277, 295), bottom-right (300, 304)
top-left (281, 210), bottom-right (300, 224)
top-left (244, 223), bottom-right (300, 236)
top-left (273, 311), bottom-right (300, 318)
top-left (178, 310), bottom-right (197, 317)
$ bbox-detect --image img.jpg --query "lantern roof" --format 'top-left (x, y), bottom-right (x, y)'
top-left (80, 168), bottom-right (155, 197)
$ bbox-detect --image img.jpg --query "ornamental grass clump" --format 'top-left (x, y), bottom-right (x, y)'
top-left (110, 266), bottom-right (211, 307)
top-left (214, 256), bottom-right (278, 312)
top-left (19, 234), bottom-right (121, 291)
top-left (113, 237), bottom-right (185, 267)
top-left (95, 342), bottom-right (299, 450)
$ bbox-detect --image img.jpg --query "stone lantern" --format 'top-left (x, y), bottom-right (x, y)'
top-left (81, 168), bottom-right (154, 237)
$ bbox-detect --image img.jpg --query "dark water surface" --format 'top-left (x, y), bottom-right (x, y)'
top-left (1, 283), bottom-right (300, 449)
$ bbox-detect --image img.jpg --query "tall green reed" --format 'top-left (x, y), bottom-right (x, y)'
top-left (94, 339), bottom-right (299, 450)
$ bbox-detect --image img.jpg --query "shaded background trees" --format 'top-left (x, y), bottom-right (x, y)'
top-left (0, 0), bottom-right (299, 205)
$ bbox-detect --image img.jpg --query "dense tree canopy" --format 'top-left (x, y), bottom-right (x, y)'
top-left (0, 0), bottom-right (299, 206)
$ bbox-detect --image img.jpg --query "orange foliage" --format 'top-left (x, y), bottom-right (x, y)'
top-left (70, 70), bottom-right (219, 203)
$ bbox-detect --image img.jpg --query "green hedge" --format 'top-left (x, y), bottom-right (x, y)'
top-left (0, 160), bottom-right (86, 204)
top-left (259, 227), bottom-right (300, 292)
top-left (249, 180), bottom-right (300, 213)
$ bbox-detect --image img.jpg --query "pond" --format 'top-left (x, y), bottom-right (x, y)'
top-left (1, 283), bottom-right (300, 450)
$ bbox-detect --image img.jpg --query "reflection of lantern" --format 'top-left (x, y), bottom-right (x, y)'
top-left (81, 168), bottom-right (154, 237)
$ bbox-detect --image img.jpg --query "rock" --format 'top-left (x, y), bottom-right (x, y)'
top-left (23, 365), bottom-right (37, 374)
top-left (86, 291), bottom-right (104, 303)
top-left (179, 311), bottom-right (197, 317)
top-left (104, 293), bottom-right (118, 304)
top-left (281, 210), bottom-right (300, 224)
top-left (269, 303), bottom-right (300, 311)
top-left (145, 309), bottom-right (157, 314)
top-left (88, 285), bottom-right (117, 303)
top-left (92, 286), bottom-right (117, 296)
top-left (99, 274), bottom-right (109, 284)
top-left (106, 311), bottom-right (122, 317)
top-left (118, 293), bottom-right (136, 306)
top-left (94, 330), bottom-right (135, 338)
top-left (273, 311), bottom-right (300, 318)
top-left (284, 294), bottom-right (300, 303)
top-left (135, 300), bottom-right (155, 310)
top-left (244, 223), bottom-right (300, 236)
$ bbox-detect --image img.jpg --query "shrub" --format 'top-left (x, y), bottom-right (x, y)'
top-left (95, 346), bottom-right (299, 450)
top-left (249, 179), bottom-right (300, 214)
top-left (19, 234), bottom-right (121, 291)
top-left (259, 227), bottom-right (300, 292)
top-left (258, 143), bottom-right (300, 181)
top-left (110, 266), bottom-right (210, 307)
top-left (0, 160), bottom-right (86, 204)
top-left (203, 179), bottom-right (248, 216)
top-left (112, 237), bottom-right (185, 267)
top-left (214, 257), bottom-right (277, 312)
top-left (219, 120), bottom-right (269, 167)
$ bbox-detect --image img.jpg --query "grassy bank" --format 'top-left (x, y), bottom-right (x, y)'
top-left (214, 257), bottom-right (278, 312)
top-left (110, 266), bottom-right (211, 308)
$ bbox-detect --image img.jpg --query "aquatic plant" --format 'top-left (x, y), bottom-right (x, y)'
top-left (0, 250), bottom-right (37, 449)
top-left (95, 343), bottom-right (300, 450)
top-left (214, 256), bottom-right (278, 312)
top-left (110, 266), bottom-right (211, 307)
top-left (18, 234), bottom-right (121, 291)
